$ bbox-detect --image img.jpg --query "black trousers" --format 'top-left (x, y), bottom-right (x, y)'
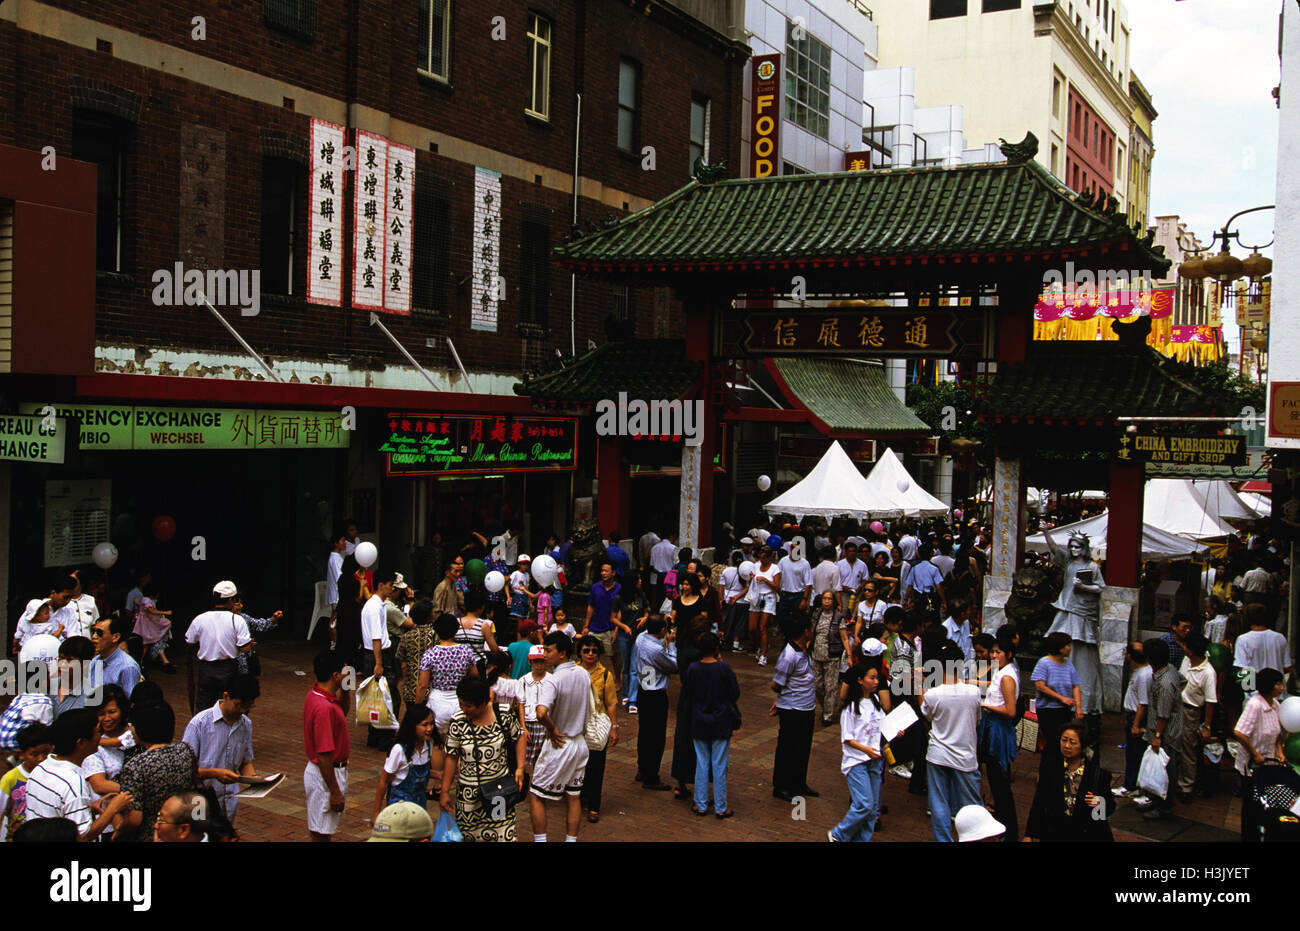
top-left (985, 759), bottom-right (1018, 841)
top-left (772, 708), bottom-right (815, 794)
top-left (581, 747), bottom-right (607, 811)
top-left (637, 688), bottom-right (669, 783)
top-left (195, 659), bottom-right (239, 711)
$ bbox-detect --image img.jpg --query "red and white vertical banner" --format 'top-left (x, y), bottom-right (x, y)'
top-left (351, 130), bottom-right (388, 310)
top-left (308, 118), bottom-right (345, 306)
top-left (383, 142), bottom-right (415, 314)
top-left (471, 166), bottom-right (502, 332)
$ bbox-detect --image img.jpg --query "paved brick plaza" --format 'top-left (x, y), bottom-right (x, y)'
top-left (152, 639), bottom-right (1242, 843)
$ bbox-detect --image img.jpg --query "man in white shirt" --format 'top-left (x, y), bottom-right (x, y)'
top-left (186, 581), bottom-right (254, 712)
top-left (650, 531), bottom-right (678, 602)
top-left (811, 547), bottom-right (840, 599)
top-left (360, 570), bottom-right (400, 749)
top-left (66, 572), bottom-right (100, 639)
top-left (25, 708), bottom-right (131, 840)
top-left (776, 546), bottom-right (813, 624)
top-left (17, 574), bottom-right (81, 640)
top-left (836, 542), bottom-right (869, 615)
top-left (920, 642), bottom-right (983, 842)
top-left (1233, 608), bottom-right (1293, 676)
top-left (529, 632), bottom-right (592, 842)
top-left (720, 556), bottom-right (748, 651)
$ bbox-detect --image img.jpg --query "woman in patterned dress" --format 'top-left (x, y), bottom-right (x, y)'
top-left (440, 676), bottom-right (526, 842)
top-left (415, 614), bottom-right (479, 739)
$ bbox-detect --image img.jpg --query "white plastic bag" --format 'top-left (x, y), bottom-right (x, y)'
top-left (1137, 745), bottom-right (1169, 798)
top-left (355, 675), bottom-right (399, 730)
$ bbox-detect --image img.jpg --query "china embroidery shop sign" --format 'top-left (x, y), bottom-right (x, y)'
top-left (19, 403), bottom-right (348, 451)
top-left (382, 414), bottom-right (577, 476)
top-left (1116, 432), bottom-right (1246, 467)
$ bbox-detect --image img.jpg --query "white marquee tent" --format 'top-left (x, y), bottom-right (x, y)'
top-left (763, 442), bottom-right (948, 520)
top-left (1191, 480), bottom-right (1257, 523)
top-left (1025, 511), bottom-right (1209, 562)
top-left (1143, 479), bottom-right (1236, 539)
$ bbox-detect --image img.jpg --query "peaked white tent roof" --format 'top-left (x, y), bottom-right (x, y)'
top-left (1191, 480), bottom-right (1256, 523)
top-left (762, 442), bottom-right (948, 520)
top-left (1238, 491), bottom-right (1271, 518)
top-left (1025, 511), bottom-right (1209, 562)
top-left (1144, 479), bottom-right (1235, 539)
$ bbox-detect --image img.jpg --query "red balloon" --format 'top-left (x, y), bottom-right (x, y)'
top-left (151, 515), bottom-right (177, 543)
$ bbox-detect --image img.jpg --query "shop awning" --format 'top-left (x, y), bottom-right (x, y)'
top-left (979, 342), bottom-right (1209, 423)
top-left (767, 358), bottom-right (930, 437)
top-left (513, 339), bottom-right (702, 406)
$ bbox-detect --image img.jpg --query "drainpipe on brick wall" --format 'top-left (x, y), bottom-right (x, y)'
top-left (571, 92), bottom-right (582, 358)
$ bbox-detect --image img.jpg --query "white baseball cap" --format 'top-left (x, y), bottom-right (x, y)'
top-left (954, 805), bottom-right (1005, 842)
top-left (393, 572), bottom-right (409, 590)
top-left (740, 537), bottom-right (754, 545)
top-left (212, 580), bottom-right (239, 599)
top-left (861, 638), bottom-right (886, 657)
top-left (518, 554), bottom-right (531, 564)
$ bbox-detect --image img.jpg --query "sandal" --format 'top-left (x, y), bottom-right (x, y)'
top-left (716, 809), bottom-right (734, 819)
top-left (587, 812), bottom-right (600, 823)
top-left (691, 807), bottom-right (709, 816)
top-left (673, 786), bottom-right (689, 800)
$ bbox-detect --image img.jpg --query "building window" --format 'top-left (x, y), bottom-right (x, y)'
top-left (785, 19), bottom-right (831, 139)
top-left (981, 0), bottom-right (1019, 11)
top-left (689, 95), bottom-right (710, 172)
top-left (1050, 143), bottom-right (1059, 177)
top-left (419, 0), bottom-right (451, 82)
top-left (263, 0), bottom-right (316, 38)
top-left (72, 113), bottom-right (129, 273)
top-left (520, 206), bottom-right (551, 327)
top-left (260, 157), bottom-right (299, 296)
top-left (782, 162), bottom-right (809, 175)
top-left (613, 284), bottom-right (635, 326)
top-left (930, 0), bottom-right (967, 18)
top-left (1052, 77), bottom-right (1061, 118)
top-left (526, 12), bottom-right (551, 120)
top-left (413, 177), bottom-right (452, 316)
top-left (618, 58), bottom-right (639, 154)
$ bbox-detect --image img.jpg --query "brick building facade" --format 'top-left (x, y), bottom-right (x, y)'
top-left (0, 0), bottom-right (747, 631)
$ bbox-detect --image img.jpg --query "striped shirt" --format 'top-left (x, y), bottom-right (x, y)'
top-left (25, 757), bottom-right (94, 835)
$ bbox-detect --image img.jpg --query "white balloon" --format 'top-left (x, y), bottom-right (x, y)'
top-left (531, 554), bottom-right (558, 587)
top-left (1280, 696), bottom-right (1300, 733)
top-left (91, 541), bottom-right (119, 570)
top-left (355, 541), bottom-right (378, 568)
top-left (738, 560), bottom-right (755, 581)
top-left (484, 570), bottom-right (506, 593)
top-left (757, 474), bottom-right (772, 492)
top-left (896, 479), bottom-right (910, 493)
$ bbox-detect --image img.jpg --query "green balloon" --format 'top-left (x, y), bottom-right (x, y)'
top-left (465, 558), bottom-right (487, 585)
top-left (1206, 642), bottom-right (1231, 673)
top-left (1285, 732), bottom-right (1300, 766)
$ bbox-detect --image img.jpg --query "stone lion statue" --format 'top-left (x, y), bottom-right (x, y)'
top-left (1004, 563), bottom-right (1058, 658)
top-left (565, 518), bottom-right (609, 596)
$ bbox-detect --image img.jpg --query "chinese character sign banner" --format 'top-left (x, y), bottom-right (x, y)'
top-left (309, 118), bottom-right (346, 306)
top-left (471, 167), bottom-right (502, 332)
top-left (381, 414), bottom-right (577, 476)
top-left (384, 142), bottom-right (415, 314)
top-left (351, 130), bottom-right (388, 311)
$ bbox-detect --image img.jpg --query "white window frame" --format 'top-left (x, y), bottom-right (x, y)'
top-left (526, 12), bottom-right (551, 120)
top-left (419, 0), bottom-right (452, 83)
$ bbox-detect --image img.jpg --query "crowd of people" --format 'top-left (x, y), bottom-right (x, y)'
top-left (2, 511), bottom-right (1295, 844)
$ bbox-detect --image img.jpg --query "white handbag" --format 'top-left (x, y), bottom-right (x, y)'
top-left (585, 671), bottom-right (612, 751)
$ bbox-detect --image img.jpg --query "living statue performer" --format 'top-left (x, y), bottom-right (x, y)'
top-left (1042, 529), bottom-right (1105, 718)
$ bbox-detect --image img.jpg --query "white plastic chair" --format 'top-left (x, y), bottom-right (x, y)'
top-left (306, 580), bottom-right (329, 641)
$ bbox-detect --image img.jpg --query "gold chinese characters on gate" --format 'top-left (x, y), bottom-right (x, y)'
top-left (745, 310), bottom-right (958, 356)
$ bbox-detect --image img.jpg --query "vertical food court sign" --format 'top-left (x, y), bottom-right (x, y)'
top-left (382, 413), bottom-right (577, 476)
top-left (749, 54), bottom-right (781, 178)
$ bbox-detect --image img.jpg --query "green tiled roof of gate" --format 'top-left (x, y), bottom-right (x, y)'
top-left (981, 342), bottom-right (1209, 419)
top-left (514, 339), bottom-right (702, 402)
top-left (772, 358), bottom-right (930, 434)
top-left (554, 160), bottom-right (1169, 274)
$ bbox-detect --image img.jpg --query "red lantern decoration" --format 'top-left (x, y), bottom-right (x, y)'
top-left (151, 515), bottom-right (177, 543)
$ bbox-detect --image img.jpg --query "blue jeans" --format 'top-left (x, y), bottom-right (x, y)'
top-left (927, 763), bottom-right (982, 842)
top-left (692, 738), bottom-right (730, 812)
top-left (617, 633), bottom-right (639, 706)
top-left (831, 758), bottom-right (883, 842)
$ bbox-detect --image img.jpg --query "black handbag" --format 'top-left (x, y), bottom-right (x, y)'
top-left (468, 715), bottom-right (524, 819)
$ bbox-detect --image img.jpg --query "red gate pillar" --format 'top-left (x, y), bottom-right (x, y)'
top-left (1106, 458), bottom-right (1144, 588)
top-left (596, 434), bottom-right (630, 538)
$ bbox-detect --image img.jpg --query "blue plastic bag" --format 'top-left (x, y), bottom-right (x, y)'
top-left (433, 810), bottom-right (463, 843)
